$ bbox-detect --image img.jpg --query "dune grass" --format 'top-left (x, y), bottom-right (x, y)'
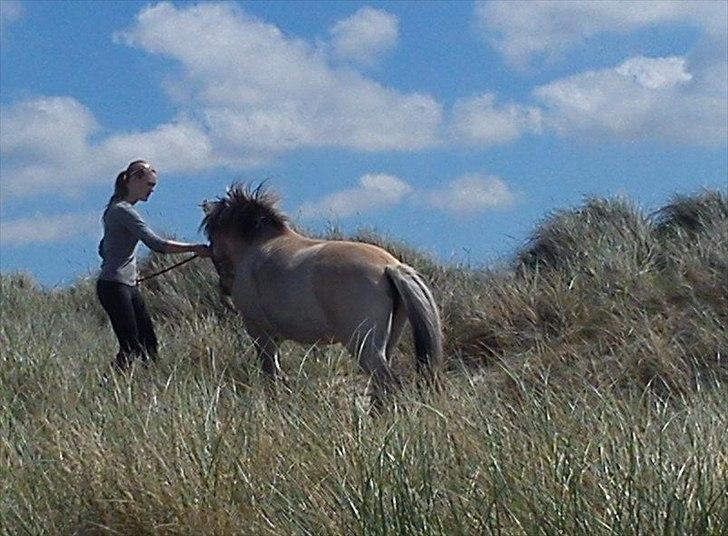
top-left (1, 190), bottom-right (726, 535)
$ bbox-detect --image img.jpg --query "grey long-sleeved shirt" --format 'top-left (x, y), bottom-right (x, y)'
top-left (98, 201), bottom-right (175, 286)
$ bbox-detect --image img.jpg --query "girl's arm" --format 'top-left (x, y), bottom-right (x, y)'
top-left (162, 241), bottom-right (211, 256)
top-left (118, 204), bottom-right (211, 257)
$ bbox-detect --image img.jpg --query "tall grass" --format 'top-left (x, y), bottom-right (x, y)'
top-left (1, 191), bottom-right (726, 535)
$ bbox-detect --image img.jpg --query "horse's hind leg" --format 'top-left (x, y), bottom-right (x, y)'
top-left (349, 326), bottom-right (401, 407)
top-left (385, 306), bottom-right (407, 362)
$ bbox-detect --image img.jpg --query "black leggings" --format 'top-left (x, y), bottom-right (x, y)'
top-left (96, 279), bottom-right (158, 370)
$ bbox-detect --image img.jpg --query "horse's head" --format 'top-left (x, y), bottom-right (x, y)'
top-left (200, 183), bottom-right (289, 296)
top-left (201, 200), bottom-right (235, 296)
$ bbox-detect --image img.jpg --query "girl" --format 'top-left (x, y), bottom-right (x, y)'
top-left (97, 160), bottom-right (211, 371)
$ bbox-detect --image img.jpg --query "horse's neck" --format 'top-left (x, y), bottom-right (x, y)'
top-left (230, 228), bottom-right (311, 264)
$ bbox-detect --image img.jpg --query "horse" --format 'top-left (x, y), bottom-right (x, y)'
top-left (200, 183), bottom-right (443, 402)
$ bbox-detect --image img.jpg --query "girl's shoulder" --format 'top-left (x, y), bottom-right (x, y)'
top-left (108, 200), bottom-right (136, 212)
top-left (105, 201), bottom-right (140, 221)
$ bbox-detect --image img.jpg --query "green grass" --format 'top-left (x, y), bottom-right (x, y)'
top-left (2, 191), bottom-right (727, 535)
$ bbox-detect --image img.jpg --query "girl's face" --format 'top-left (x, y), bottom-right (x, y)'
top-left (127, 168), bottom-right (157, 202)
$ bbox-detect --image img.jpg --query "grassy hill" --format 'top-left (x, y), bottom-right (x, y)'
top-left (1, 191), bottom-right (726, 535)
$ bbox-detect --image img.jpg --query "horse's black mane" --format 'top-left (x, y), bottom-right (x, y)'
top-left (201, 183), bottom-right (289, 241)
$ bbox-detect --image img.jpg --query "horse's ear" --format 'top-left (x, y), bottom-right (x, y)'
top-left (200, 200), bottom-right (216, 215)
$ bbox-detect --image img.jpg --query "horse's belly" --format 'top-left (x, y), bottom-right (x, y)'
top-left (266, 306), bottom-right (336, 344)
top-left (232, 290), bottom-right (335, 344)
top-left (274, 323), bottom-right (336, 345)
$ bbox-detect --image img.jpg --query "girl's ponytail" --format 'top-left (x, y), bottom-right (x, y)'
top-left (104, 170), bottom-right (129, 214)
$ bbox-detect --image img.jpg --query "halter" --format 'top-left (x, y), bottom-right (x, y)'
top-left (136, 254), bottom-right (199, 284)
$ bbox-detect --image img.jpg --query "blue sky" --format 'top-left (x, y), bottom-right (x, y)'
top-left (1, 0), bottom-right (726, 286)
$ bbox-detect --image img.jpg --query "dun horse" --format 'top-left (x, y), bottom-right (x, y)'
top-left (201, 184), bottom-right (442, 401)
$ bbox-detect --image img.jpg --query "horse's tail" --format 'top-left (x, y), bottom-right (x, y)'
top-left (385, 264), bottom-right (443, 373)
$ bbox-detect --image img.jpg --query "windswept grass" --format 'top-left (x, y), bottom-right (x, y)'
top-left (2, 190), bottom-right (727, 535)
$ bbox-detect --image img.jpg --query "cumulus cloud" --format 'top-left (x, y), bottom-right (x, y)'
top-left (421, 174), bottom-right (516, 214)
top-left (0, 97), bottom-right (222, 197)
top-left (0, 211), bottom-right (98, 247)
top-left (4, 2), bottom-right (725, 201)
top-left (0, 97), bottom-right (97, 164)
top-left (0, 0), bottom-right (24, 32)
top-left (299, 173), bottom-right (412, 218)
top-left (450, 93), bottom-right (542, 146)
top-left (299, 172), bottom-right (517, 218)
top-left (120, 2), bottom-right (440, 153)
top-left (476, 0), bottom-right (726, 68)
top-left (473, 1), bottom-right (727, 146)
top-left (534, 56), bottom-right (727, 145)
top-left (1, 97), bottom-right (101, 197)
top-left (329, 7), bottom-right (399, 67)
top-left (1, 2), bottom-right (443, 198)
top-left (99, 121), bottom-right (220, 172)
top-left (615, 56), bottom-right (693, 89)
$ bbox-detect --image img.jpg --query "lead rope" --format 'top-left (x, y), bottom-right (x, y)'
top-left (136, 254), bottom-right (199, 284)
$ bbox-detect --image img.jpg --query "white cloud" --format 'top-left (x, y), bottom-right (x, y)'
top-left (120, 2), bottom-right (441, 152)
top-left (615, 56), bottom-right (693, 89)
top-left (4, 2), bottom-right (724, 201)
top-left (476, 0), bottom-right (727, 68)
top-left (98, 121), bottom-right (219, 173)
top-left (299, 173), bottom-right (412, 218)
top-left (0, 211), bottom-right (98, 247)
top-left (534, 56), bottom-right (727, 145)
top-left (1, 2), bottom-right (442, 199)
top-left (422, 174), bottom-right (516, 214)
top-left (0, 96), bottom-right (97, 164)
top-left (472, 1), bottom-right (727, 146)
top-left (0, 0), bottom-right (24, 32)
top-left (450, 93), bottom-right (542, 146)
top-left (329, 7), bottom-right (399, 67)
top-left (299, 172), bottom-right (517, 218)
top-left (0, 97), bottom-right (223, 197)
top-left (0, 97), bottom-right (101, 197)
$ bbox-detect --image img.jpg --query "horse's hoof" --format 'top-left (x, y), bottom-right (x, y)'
top-left (99, 373), bottom-right (111, 388)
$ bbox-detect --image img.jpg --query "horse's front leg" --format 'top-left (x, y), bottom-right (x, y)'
top-left (251, 332), bottom-right (285, 381)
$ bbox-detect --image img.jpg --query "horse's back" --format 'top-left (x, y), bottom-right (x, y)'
top-left (313, 240), bottom-right (398, 272)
